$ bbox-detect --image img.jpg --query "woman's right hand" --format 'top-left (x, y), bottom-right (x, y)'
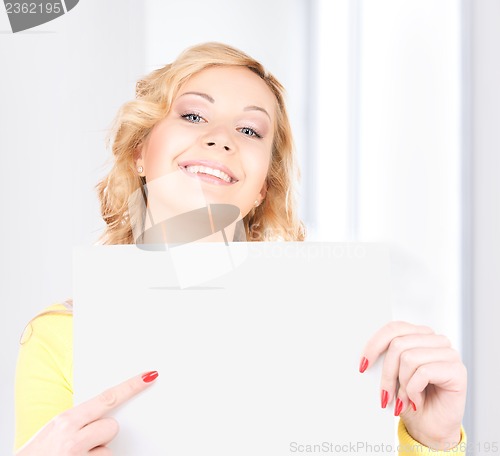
top-left (15, 370), bottom-right (159, 456)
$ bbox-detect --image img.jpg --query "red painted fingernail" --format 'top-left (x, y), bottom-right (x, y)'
top-left (142, 371), bottom-right (159, 383)
top-left (359, 357), bottom-right (369, 373)
top-left (410, 400), bottom-right (417, 411)
top-left (394, 398), bottom-right (403, 416)
top-left (381, 390), bottom-right (389, 408)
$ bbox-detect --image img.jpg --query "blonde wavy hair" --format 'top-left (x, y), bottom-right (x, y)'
top-left (96, 41), bottom-right (305, 244)
top-left (22, 43), bottom-right (306, 337)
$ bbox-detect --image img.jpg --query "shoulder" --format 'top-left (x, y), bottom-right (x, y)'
top-left (19, 301), bottom-right (73, 380)
top-left (21, 301), bottom-right (73, 345)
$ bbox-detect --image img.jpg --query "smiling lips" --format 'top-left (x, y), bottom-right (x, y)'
top-left (179, 160), bottom-right (238, 185)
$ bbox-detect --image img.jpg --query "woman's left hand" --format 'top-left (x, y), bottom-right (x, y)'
top-left (360, 321), bottom-right (467, 451)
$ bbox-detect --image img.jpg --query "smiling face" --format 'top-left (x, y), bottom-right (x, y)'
top-left (136, 65), bottom-right (276, 219)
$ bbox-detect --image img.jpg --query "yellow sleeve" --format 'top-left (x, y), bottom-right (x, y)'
top-left (398, 419), bottom-right (467, 455)
top-left (14, 304), bottom-right (74, 452)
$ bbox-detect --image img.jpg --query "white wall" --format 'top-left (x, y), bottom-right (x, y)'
top-left (358, 0), bottom-right (462, 345)
top-left (469, 0), bottom-right (500, 445)
top-left (314, 0), bottom-right (462, 344)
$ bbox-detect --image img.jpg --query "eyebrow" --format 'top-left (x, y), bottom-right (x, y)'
top-left (179, 91), bottom-right (271, 121)
top-left (243, 105), bottom-right (271, 120)
top-left (180, 91), bottom-right (215, 103)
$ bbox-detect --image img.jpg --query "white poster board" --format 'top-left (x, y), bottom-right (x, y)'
top-left (73, 243), bottom-right (394, 455)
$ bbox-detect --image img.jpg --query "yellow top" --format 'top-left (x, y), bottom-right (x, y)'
top-left (15, 304), bottom-right (73, 451)
top-left (14, 303), bottom-right (467, 454)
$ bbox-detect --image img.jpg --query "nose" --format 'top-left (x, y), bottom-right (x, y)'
top-left (202, 126), bottom-right (235, 152)
top-left (206, 141), bottom-right (230, 151)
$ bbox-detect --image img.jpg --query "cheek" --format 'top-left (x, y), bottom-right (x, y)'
top-left (243, 146), bottom-right (272, 188)
top-left (146, 143), bottom-right (169, 175)
top-left (144, 128), bottom-right (187, 179)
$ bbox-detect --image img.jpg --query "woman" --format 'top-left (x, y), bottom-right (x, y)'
top-left (15, 42), bottom-right (467, 455)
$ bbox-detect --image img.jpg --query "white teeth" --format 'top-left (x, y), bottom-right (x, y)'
top-left (185, 165), bottom-right (233, 183)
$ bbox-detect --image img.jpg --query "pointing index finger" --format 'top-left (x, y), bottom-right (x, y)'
top-left (359, 322), bottom-right (434, 371)
top-left (72, 371), bottom-right (159, 428)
